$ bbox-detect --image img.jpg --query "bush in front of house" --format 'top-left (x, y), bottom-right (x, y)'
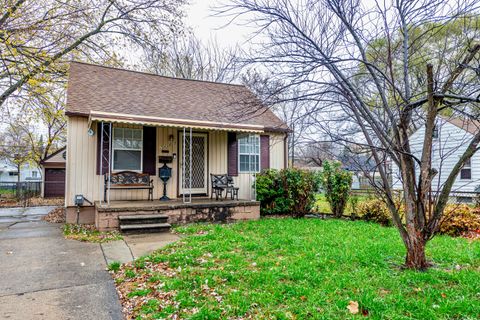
top-left (318, 160), bottom-right (353, 217)
top-left (357, 198), bottom-right (392, 226)
top-left (256, 168), bottom-right (321, 217)
top-left (439, 205), bottom-right (480, 237)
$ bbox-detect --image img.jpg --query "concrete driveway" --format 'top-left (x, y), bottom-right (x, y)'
top-left (0, 207), bottom-right (123, 320)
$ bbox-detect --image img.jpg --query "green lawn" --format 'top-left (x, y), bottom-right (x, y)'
top-left (112, 219), bottom-right (480, 319)
top-left (314, 194), bottom-right (370, 215)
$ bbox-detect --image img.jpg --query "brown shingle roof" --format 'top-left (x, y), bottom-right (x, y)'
top-left (65, 62), bottom-right (288, 132)
top-left (439, 115), bottom-right (480, 135)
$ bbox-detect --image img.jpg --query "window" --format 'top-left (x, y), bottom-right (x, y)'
top-left (432, 125), bottom-right (439, 139)
top-left (238, 134), bottom-right (260, 172)
top-left (32, 171), bottom-right (38, 178)
top-left (460, 158), bottom-right (471, 180)
top-left (112, 127), bottom-right (143, 171)
top-left (8, 171), bottom-right (18, 176)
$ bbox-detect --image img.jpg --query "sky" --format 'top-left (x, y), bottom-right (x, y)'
top-left (184, 0), bottom-right (252, 48)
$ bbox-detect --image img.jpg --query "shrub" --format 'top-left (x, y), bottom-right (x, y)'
top-left (439, 205), bottom-right (480, 237)
top-left (349, 195), bottom-right (360, 219)
top-left (357, 199), bottom-right (392, 226)
top-left (318, 160), bottom-right (352, 217)
top-left (256, 168), bottom-right (321, 217)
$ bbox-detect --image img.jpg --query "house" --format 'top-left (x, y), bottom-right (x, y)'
top-left (293, 155), bottom-right (390, 190)
top-left (39, 147), bottom-right (66, 198)
top-left (392, 116), bottom-right (480, 201)
top-left (65, 62), bottom-right (289, 230)
top-left (338, 154), bottom-right (392, 190)
top-left (0, 160), bottom-right (41, 182)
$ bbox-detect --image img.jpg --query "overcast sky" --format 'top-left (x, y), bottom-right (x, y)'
top-left (185, 0), bottom-right (251, 48)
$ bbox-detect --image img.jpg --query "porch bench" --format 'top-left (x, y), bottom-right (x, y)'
top-left (104, 171), bottom-right (154, 201)
top-left (210, 174), bottom-right (239, 201)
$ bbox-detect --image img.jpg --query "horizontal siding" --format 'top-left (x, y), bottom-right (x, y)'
top-left (234, 133), bottom-right (287, 200)
top-left (270, 133), bottom-right (286, 170)
top-left (66, 119), bottom-right (287, 205)
top-left (392, 119), bottom-right (480, 192)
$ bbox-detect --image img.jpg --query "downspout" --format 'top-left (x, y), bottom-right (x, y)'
top-left (284, 133), bottom-right (289, 169)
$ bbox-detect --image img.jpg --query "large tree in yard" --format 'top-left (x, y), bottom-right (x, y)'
top-left (222, 0), bottom-right (480, 269)
top-left (0, 0), bottom-right (186, 108)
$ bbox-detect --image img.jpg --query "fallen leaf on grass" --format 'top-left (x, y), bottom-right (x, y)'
top-left (347, 300), bottom-right (359, 314)
top-left (378, 288), bottom-right (391, 297)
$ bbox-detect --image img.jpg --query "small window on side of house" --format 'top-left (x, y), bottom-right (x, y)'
top-left (460, 158), bottom-right (472, 180)
top-left (432, 125), bottom-right (439, 139)
top-left (238, 134), bottom-right (260, 173)
top-left (32, 171), bottom-right (38, 178)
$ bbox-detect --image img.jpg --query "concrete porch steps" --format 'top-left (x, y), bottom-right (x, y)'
top-left (119, 214), bottom-right (169, 225)
top-left (119, 214), bottom-right (171, 233)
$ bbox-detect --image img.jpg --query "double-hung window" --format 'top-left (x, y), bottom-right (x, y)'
top-left (112, 127), bottom-right (143, 171)
top-left (460, 158), bottom-right (472, 180)
top-left (238, 134), bottom-right (260, 173)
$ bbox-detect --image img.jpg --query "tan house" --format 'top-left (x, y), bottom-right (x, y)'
top-left (65, 62), bottom-right (289, 231)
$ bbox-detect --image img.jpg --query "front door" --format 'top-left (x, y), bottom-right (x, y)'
top-left (179, 132), bottom-right (208, 195)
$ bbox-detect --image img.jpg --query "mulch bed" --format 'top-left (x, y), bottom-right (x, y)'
top-left (463, 230), bottom-right (480, 241)
top-left (0, 197), bottom-right (64, 208)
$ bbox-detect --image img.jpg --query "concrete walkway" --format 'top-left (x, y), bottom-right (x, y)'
top-left (0, 210), bottom-right (123, 319)
top-left (101, 233), bottom-right (180, 264)
top-left (0, 206), bottom-right (58, 223)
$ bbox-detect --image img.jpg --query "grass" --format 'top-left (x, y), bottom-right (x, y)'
top-left (108, 261), bottom-right (122, 272)
top-left (314, 194), bottom-right (370, 215)
top-left (111, 219), bottom-right (480, 319)
top-left (63, 224), bottom-right (123, 243)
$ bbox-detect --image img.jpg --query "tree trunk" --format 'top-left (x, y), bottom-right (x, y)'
top-left (404, 236), bottom-right (430, 270)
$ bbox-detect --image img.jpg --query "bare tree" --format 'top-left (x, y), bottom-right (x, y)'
top-left (241, 70), bottom-right (314, 164)
top-left (0, 0), bottom-right (187, 107)
top-left (141, 34), bottom-right (240, 82)
top-left (222, 0), bottom-right (480, 269)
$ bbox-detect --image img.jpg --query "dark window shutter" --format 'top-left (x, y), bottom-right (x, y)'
top-left (96, 122), bottom-right (111, 175)
top-left (228, 132), bottom-right (238, 176)
top-left (142, 126), bottom-right (157, 175)
top-left (260, 135), bottom-right (270, 171)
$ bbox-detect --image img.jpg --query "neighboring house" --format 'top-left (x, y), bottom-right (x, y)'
top-left (294, 156), bottom-right (389, 190)
top-left (65, 62), bottom-right (289, 228)
top-left (0, 160), bottom-right (42, 182)
top-left (339, 154), bottom-right (391, 190)
top-left (40, 147), bottom-right (66, 198)
top-left (392, 116), bottom-right (480, 200)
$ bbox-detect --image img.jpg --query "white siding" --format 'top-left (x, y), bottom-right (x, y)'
top-left (0, 161), bottom-right (41, 182)
top-left (392, 118), bottom-right (480, 192)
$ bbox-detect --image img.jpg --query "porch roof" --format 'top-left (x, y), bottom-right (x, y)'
top-left (88, 111), bottom-right (265, 133)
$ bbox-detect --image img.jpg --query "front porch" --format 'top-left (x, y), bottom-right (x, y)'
top-left (94, 198), bottom-right (261, 231)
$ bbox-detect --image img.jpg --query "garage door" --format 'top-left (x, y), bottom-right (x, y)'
top-left (44, 168), bottom-right (65, 198)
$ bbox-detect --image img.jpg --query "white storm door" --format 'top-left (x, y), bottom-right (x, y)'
top-left (179, 132), bottom-right (208, 194)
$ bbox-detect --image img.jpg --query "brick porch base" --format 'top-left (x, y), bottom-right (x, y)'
top-left (94, 199), bottom-right (260, 231)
